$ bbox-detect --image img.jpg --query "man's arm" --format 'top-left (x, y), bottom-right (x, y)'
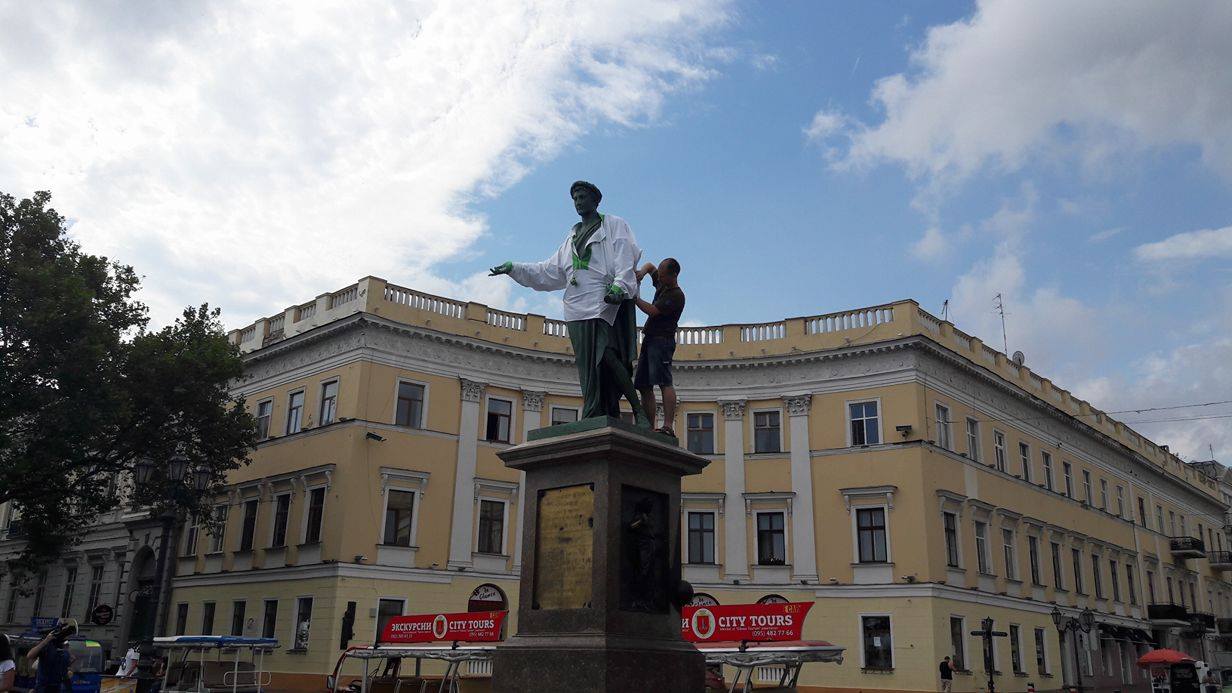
top-left (635, 295), bottom-right (660, 317)
top-left (27, 633), bottom-right (52, 662)
top-left (635, 262), bottom-right (655, 281)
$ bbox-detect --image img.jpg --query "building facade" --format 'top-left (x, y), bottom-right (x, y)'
top-left (6, 275), bottom-right (1231, 692)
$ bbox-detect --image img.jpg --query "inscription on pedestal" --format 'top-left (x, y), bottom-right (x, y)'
top-left (533, 484), bottom-right (594, 610)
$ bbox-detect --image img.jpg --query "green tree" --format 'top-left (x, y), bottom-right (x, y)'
top-left (0, 190), bottom-right (256, 576)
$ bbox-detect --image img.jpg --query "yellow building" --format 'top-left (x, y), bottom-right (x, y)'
top-left (156, 276), bottom-right (1231, 692)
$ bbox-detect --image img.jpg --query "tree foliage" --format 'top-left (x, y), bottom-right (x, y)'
top-left (0, 190), bottom-right (256, 575)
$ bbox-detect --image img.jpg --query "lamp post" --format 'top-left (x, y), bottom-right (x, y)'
top-left (1051, 606), bottom-right (1096, 691)
top-left (134, 454), bottom-right (210, 641)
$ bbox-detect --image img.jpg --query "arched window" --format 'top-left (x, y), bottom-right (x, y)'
top-left (688, 593), bottom-right (719, 607)
top-left (468, 584), bottom-right (507, 612)
top-left (756, 594), bottom-right (788, 605)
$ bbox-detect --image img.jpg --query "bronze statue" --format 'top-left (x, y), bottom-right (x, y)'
top-left (491, 181), bottom-right (649, 425)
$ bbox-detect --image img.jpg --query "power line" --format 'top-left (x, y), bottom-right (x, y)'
top-left (1120, 413), bottom-right (1232, 425)
top-left (957, 399), bottom-right (1232, 426)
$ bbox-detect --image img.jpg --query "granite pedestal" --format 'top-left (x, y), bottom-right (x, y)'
top-left (493, 418), bottom-right (709, 693)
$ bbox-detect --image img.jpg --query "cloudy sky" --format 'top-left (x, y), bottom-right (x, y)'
top-left (3, 0), bottom-right (1230, 460)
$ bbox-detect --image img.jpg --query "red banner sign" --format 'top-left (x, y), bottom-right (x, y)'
top-left (681, 602), bottom-right (813, 643)
top-left (380, 611), bottom-right (507, 644)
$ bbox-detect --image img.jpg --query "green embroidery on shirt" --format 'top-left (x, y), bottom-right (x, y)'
top-left (571, 214), bottom-right (603, 271)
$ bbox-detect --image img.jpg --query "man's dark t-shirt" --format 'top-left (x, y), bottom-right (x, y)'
top-left (36, 644), bottom-right (71, 693)
top-left (642, 274), bottom-right (685, 338)
top-left (939, 661), bottom-right (952, 679)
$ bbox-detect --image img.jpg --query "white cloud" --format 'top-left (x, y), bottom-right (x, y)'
top-left (815, 0), bottom-right (1232, 181)
top-left (803, 110), bottom-right (846, 143)
top-left (1134, 225), bottom-right (1232, 262)
top-left (1088, 227), bottom-right (1123, 243)
top-left (0, 0), bottom-right (732, 327)
top-left (909, 227), bottom-right (948, 262)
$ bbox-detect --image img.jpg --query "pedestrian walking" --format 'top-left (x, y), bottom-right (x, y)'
top-left (939, 655), bottom-right (954, 692)
top-left (0, 634), bottom-right (16, 692)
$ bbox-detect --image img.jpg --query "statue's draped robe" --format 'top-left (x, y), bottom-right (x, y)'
top-left (509, 214), bottom-right (642, 418)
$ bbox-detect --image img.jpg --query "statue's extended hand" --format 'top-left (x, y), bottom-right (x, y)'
top-left (602, 283), bottom-right (626, 304)
top-left (488, 261), bottom-right (512, 276)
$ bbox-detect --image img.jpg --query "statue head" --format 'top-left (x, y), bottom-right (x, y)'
top-left (570, 180), bottom-right (602, 217)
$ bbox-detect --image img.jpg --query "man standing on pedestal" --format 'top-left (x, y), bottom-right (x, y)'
top-left (490, 181), bottom-right (649, 426)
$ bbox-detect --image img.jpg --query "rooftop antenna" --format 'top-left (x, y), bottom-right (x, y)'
top-left (941, 299), bottom-right (949, 321)
top-left (993, 293), bottom-right (1009, 354)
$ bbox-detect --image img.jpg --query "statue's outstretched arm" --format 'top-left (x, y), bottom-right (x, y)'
top-left (501, 238), bottom-right (570, 292)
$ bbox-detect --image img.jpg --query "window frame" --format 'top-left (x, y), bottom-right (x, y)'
top-left (285, 389), bottom-right (305, 435)
top-left (965, 418), bottom-right (981, 462)
top-left (1050, 541), bottom-right (1064, 590)
top-left (381, 487), bottom-right (421, 548)
top-left (394, 379), bottom-right (429, 429)
top-left (60, 566), bottom-right (77, 619)
top-left (231, 599), bottom-right (247, 636)
top-left (201, 601), bottom-right (216, 636)
top-left (302, 486), bottom-right (326, 545)
top-left (1041, 451), bottom-right (1053, 491)
top-left (935, 403), bottom-right (951, 450)
top-left (476, 498), bottom-right (508, 555)
top-left (207, 504), bottom-right (228, 554)
top-left (1018, 442), bottom-right (1031, 482)
top-left (549, 406), bottom-right (580, 427)
top-left (174, 603), bottom-right (189, 636)
top-left (376, 597), bottom-right (406, 640)
top-left (1002, 528), bottom-right (1017, 580)
top-left (484, 395), bottom-right (515, 444)
top-left (686, 511), bottom-right (717, 565)
top-left (974, 521), bottom-right (991, 575)
top-left (943, 511), bottom-right (961, 569)
top-left (1063, 462), bottom-right (1074, 498)
top-left (685, 411), bottom-right (716, 455)
top-left (293, 596), bottom-right (313, 650)
top-left (269, 493), bottom-right (292, 548)
top-left (86, 564), bottom-right (105, 615)
top-left (262, 599), bottom-right (278, 639)
top-left (1109, 558), bottom-right (1121, 602)
top-left (949, 616), bottom-right (967, 671)
top-left (993, 430), bottom-right (1007, 471)
top-left (238, 498), bottom-right (259, 552)
top-left (755, 511), bottom-right (788, 566)
top-left (858, 613), bottom-right (894, 670)
top-left (846, 399), bottom-right (882, 447)
top-left (255, 399), bottom-right (273, 441)
top-left (1028, 535), bottom-right (1042, 586)
top-left (1034, 627), bottom-right (1049, 675)
top-left (751, 408), bottom-right (783, 454)
top-left (318, 379), bottom-right (339, 426)
top-left (1072, 548), bottom-right (1085, 595)
top-left (1091, 553), bottom-right (1103, 599)
top-left (854, 506), bottom-right (889, 564)
top-left (1009, 624), bottom-right (1024, 674)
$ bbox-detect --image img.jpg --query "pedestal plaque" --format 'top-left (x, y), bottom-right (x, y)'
top-left (493, 418), bottom-right (709, 693)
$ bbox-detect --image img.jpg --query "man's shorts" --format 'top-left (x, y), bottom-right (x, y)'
top-left (634, 334), bottom-right (676, 388)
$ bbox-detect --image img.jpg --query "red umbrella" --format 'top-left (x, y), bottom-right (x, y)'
top-left (1137, 648), bottom-right (1196, 666)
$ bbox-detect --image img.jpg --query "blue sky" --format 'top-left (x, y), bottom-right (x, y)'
top-left (2, 1), bottom-right (1230, 459)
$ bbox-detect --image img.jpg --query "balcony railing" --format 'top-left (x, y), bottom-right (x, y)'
top-left (1170, 536), bottom-right (1207, 558)
top-left (1189, 612), bottom-right (1216, 631)
top-left (1148, 603), bottom-right (1189, 622)
top-left (1209, 550), bottom-right (1232, 569)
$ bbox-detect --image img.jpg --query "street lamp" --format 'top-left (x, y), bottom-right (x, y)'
top-left (1052, 606), bottom-right (1096, 691)
top-left (132, 453), bottom-right (204, 642)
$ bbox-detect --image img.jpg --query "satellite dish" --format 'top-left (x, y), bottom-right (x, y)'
top-left (1011, 351), bottom-right (1025, 367)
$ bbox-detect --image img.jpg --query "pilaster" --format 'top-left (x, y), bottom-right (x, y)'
top-left (719, 399), bottom-right (749, 582)
top-left (513, 391), bottom-right (546, 574)
top-left (448, 378), bottom-right (486, 569)
top-left (784, 393), bottom-right (818, 582)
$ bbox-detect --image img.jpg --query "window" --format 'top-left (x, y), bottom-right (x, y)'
top-left (1051, 542), bottom-right (1064, 589)
top-left (1019, 443), bottom-right (1031, 482)
top-left (1091, 554), bottom-right (1103, 598)
top-left (477, 500), bottom-right (505, 554)
top-left (975, 521), bottom-right (991, 574)
top-left (1116, 486), bottom-right (1125, 517)
top-left (550, 407), bottom-right (578, 426)
top-left (1002, 529), bottom-right (1017, 579)
top-left (753, 410), bottom-right (781, 453)
top-left (1042, 452), bottom-right (1053, 490)
top-left (231, 600), bottom-right (247, 636)
top-left (857, 508), bottom-right (888, 563)
top-left (949, 617), bottom-right (966, 671)
top-left (239, 499), bottom-right (258, 552)
top-left (294, 597), bottom-right (312, 649)
top-left (202, 602), bottom-right (216, 635)
top-left (395, 382), bottom-right (425, 428)
top-left (1156, 505), bottom-right (1164, 533)
top-left (304, 487), bottom-right (325, 544)
top-left (966, 418), bottom-right (981, 461)
top-left (262, 600), bottom-right (278, 639)
top-left (687, 512), bottom-right (716, 564)
top-left (860, 615), bottom-right (893, 669)
top-left (255, 400), bottom-right (272, 440)
top-left (383, 490), bottom-right (416, 546)
top-left (174, 603), bottom-right (188, 636)
top-left (1028, 536), bottom-right (1042, 585)
top-left (1109, 559), bottom-right (1121, 602)
top-left (271, 494), bottom-right (290, 548)
top-left (1072, 549), bottom-right (1084, 594)
top-left (993, 431), bottom-right (1007, 471)
top-left (1082, 470), bottom-right (1092, 504)
top-left (208, 505), bottom-right (228, 553)
top-left (1137, 497), bottom-right (1147, 526)
top-left (182, 516), bottom-right (199, 556)
top-left (377, 599), bottom-right (403, 639)
top-left (485, 398), bottom-right (512, 443)
top-left (935, 404), bottom-right (951, 449)
top-left (1167, 575), bottom-right (1175, 603)
top-left (1009, 624), bottom-right (1023, 673)
top-left (849, 401), bottom-right (880, 446)
top-left (60, 567), bottom-right (77, 618)
top-left (286, 390), bottom-right (304, 434)
top-left (1126, 563), bottom-right (1138, 605)
top-left (1034, 628), bottom-right (1048, 674)
top-left (943, 512), bottom-right (960, 568)
top-left (319, 380), bottom-right (338, 426)
top-left (86, 564), bottom-right (104, 614)
top-left (686, 413), bottom-right (715, 454)
top-left (1063, 462), bottom-right (1074, 498)
top-left (756, 512), bottom-right (786, 566)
